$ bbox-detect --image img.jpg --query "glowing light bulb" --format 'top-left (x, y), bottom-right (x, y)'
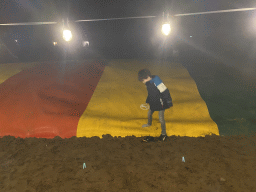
top-left (63, 30), bottom-right (72, 41)
top-left (162, 23), bottom-right (171, 36)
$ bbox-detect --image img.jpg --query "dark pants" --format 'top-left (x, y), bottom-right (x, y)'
top-left (148, 109), bottom-right (166, 135)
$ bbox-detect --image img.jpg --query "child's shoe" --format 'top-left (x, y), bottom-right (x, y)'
top-left (158, 134), bottom-right (167, 142)
top-left (142, 136), bottom-right (155, 142)
top-left (142, 124), bottom-right (151, 128)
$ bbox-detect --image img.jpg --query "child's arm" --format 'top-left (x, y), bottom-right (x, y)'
top-left (161, 89), bottom-right (173, 107)
top-left (153, 76), bottom-right (173, 107)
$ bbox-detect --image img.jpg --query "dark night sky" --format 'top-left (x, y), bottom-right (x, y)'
top-left (0, 0), bottom-right (256, 60)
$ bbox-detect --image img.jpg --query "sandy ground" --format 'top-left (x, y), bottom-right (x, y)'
top-left (1, 134), bottom-right (256, 192)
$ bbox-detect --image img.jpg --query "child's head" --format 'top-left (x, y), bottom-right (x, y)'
top-left (138, 69), bottom-right (152, 83)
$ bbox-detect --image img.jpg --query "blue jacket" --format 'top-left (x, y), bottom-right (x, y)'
top-left (145, 75), bottom-right (173, 112)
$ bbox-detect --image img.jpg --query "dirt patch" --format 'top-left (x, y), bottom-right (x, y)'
top-left (1, 134), bottom-right (256, 191)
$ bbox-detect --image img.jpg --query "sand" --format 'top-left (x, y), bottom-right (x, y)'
top-left (1, 134), bottom-right (256, 192)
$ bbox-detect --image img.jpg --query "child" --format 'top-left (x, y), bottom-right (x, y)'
top-left (138, 69), bottom-right (173, 141)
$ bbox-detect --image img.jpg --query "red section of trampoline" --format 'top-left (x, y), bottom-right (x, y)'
top-left (0, 60), bottom-right (106, 138)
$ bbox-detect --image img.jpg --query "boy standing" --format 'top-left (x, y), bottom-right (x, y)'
top-left (138, 69), bottom-right (173, 141)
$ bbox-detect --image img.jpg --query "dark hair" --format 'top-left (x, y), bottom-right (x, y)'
top-left (138, 69), bottom-right (152, 82)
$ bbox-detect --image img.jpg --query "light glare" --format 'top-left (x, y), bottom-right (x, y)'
top-left (83, 41), bottom-right (89, 47)
top-left (63, 30), bottom-right (72, 41)
top-left (162, 23), bottom-right (171, 36)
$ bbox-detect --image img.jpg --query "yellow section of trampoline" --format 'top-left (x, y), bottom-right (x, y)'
top-left (76, 59), bottom-right (219, 138)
